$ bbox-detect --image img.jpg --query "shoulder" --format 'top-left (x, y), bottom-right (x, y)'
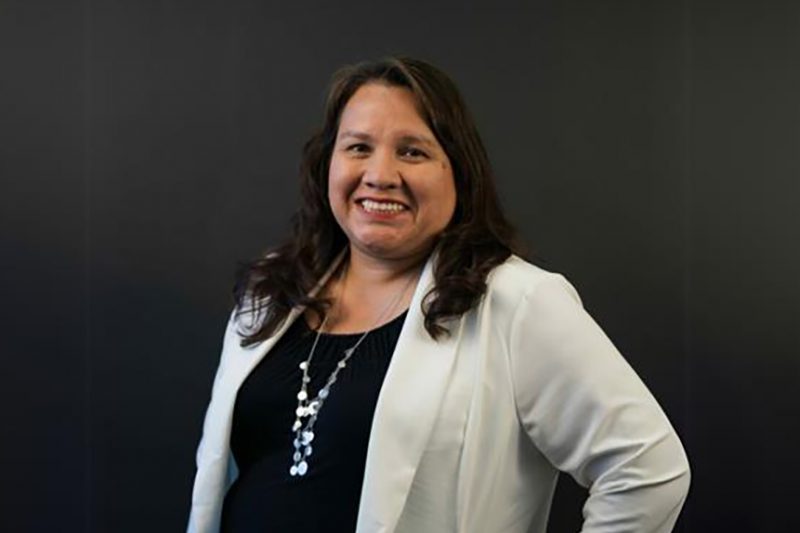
top-left (488, 255), bottom-right (558, 286)
top-left (486, 255), bottom-right (583, 310)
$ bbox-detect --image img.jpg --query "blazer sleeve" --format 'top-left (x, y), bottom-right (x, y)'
top-left (194, 310), bottom-right (238, 469)
top-left (508, 273), bottom-right (690, 532)
top-left (188, 310), bottom-right (241, 533)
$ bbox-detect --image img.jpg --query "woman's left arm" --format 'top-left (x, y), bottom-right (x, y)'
top-left (509, 273), bottom-right (690, 533)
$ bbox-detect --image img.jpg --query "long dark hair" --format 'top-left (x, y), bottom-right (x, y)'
top-left (234, 56), bottom-right (524, 345)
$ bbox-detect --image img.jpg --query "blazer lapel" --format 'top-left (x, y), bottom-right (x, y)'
top-left (202, 250), bottom-right (349, 480)
top-left (356, 251), bottom-right (461, 533)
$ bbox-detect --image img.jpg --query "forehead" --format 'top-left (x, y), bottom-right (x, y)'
top-left (338, 83), bottom-right (430, 132)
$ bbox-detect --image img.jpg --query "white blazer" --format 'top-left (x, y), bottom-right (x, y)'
top-left (188, 252), bottom-right (690, 533)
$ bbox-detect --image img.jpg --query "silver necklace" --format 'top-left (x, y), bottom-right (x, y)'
top-left (289, 265), bottom-right (417, 477)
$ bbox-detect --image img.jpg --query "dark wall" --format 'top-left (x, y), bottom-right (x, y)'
top-left (2, 1), bottom-right (798, 531)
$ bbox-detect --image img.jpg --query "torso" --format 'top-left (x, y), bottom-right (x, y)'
top-left (221, 308), bottom-right (408, 532)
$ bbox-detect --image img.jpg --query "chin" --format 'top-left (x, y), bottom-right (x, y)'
top-left (358, 242), bottom-right (404, 257)
top-left (356, 240), bottom-right (437, 263)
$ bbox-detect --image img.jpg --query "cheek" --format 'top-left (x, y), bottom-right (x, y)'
top-left (327, 163), bottom-right (345, 204)
top-left (328, 158), bottom-right (357, 202)
top-left (439, 177), bottom-right (458, 221)
top-left (436, 162), bottom-right (457, 217)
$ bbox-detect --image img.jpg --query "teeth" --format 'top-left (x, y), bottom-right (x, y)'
top-left (361, 200), bottom-right (406, 213)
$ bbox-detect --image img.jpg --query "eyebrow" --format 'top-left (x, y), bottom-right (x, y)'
top-left (337, 130), bottom-right (437, 148)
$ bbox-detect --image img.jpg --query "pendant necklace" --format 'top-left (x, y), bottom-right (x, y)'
top-left (289, 262), bottom-right (417, 477)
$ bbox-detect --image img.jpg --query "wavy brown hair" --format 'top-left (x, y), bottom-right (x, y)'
top-left (234, 56), bottom-right (525, 345)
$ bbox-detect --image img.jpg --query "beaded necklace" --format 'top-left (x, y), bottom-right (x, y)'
top-left (289, 262), bottom-right (417, 477)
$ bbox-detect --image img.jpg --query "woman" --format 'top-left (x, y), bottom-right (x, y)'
top-left (188, 56), bottom-right (690, 532)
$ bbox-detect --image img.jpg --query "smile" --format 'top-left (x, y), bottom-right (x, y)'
top-left (358, 199), bottom-right (409, 214)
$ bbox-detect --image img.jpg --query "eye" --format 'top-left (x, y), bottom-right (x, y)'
top-left (345, 143), bottom-right (371, 155)
top-left (398, 146), bottom-right (429, 159)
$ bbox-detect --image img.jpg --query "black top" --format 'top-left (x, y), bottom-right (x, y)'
top-left (220, 310), bottom-right (407, 532)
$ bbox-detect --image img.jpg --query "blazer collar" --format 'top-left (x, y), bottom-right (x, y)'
top-left (356, 248), bottom-right (461, 533)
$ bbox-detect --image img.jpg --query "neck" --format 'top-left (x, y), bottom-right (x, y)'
top-left (308, 245), bottom-right (428, 333)
top-left (344, 245), bottom-right (429, 287)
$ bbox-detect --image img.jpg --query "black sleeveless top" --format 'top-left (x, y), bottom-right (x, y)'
top-left (220, 310), bottom-right (407, 532)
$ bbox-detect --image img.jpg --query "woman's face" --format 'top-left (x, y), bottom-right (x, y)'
top-left (328, 83), bottom-right (457, 264)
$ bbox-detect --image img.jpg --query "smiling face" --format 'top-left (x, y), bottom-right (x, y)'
top-left (328, 83), bottom-right (457, 264)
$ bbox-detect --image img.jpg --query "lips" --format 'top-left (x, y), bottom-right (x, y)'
top-left (356, 197), bottom-right (410, 214)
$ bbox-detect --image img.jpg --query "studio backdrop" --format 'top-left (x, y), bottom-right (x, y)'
top-left (1, 0), bottom-right (798, 531)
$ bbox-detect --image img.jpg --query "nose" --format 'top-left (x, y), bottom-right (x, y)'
top-left (363, 149), bottom-right (401, 190)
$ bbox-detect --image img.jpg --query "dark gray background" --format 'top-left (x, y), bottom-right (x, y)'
top-left (2, 0), bottom-right (798, 531)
